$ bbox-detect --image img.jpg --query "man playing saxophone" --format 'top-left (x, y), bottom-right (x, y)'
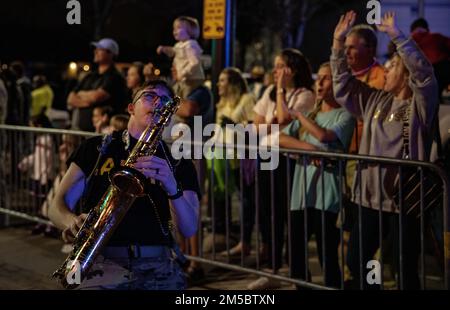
top-left (49, 80), bottom-right (201, 290)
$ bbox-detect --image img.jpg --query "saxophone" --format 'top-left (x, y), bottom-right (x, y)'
top-left (52, 96), bottom-right (180, 289)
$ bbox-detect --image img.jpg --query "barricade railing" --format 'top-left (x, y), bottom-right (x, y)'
top-left (1, 125), bottom-right (448, 290)
top-left (0, 125), bottom-right (97, 226)
top-left (183, 140), bottom-right (449, 290)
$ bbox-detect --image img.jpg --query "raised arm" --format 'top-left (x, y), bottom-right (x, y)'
top-left (156, 45), bottom-right (175, 58)
top-left (378, 12), bottom-right (438, 127)
top-left (275, 68), bottom-right (294, 125)
top-left (330, 11), bottom-right (379, 118)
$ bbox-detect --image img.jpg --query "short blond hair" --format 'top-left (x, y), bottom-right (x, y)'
top-left (175, 16), bottom-right (200, 39)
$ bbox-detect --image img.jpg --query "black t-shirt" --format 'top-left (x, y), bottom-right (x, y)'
top-left (67, 130), bottom-right (201, 246)
top-left (74, 65), bottom-right (127, 131)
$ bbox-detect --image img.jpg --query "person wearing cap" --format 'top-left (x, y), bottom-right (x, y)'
top-left (68, 38), bottom-right (127, 132)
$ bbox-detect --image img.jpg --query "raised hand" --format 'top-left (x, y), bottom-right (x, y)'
top-left (277, 67), bottom-right (292, 90)
top-left (376, 12), bottom-right (401, 38)
top-left (333, 11), bottom-right (356, 41)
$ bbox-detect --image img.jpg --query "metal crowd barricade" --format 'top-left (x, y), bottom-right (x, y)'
top-left (0, 125), bottom-right (97, 226)
top-left (183, 141), bottom-right (449, 290)
top-left (0, 125), bottom-right (448, 290)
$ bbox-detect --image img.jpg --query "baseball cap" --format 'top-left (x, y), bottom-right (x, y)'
top-left (91, 38), bottom-right (119, 56)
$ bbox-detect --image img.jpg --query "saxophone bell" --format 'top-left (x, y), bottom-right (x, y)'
top-left (109, 167), bottom-right (147, 197)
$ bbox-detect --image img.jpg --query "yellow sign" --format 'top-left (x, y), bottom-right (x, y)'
top-left (203, 0), bottom-right (226, 39)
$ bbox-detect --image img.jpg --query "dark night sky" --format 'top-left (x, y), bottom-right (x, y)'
top-left (1, 0), bottom-right (369, 72)
top-left (0, 0), bottom-right (204, 64)
top-left (5, 0), bottom-right (439, 76)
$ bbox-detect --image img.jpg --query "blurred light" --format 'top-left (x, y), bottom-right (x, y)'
top-left (154, 69), bottom-right (160, 76)
top-left (83, 65), bottom-right (90, 71)
top-left (69, 62), bottom-right (77, 70)
top-left (1, 64), bottom-right (7, 70)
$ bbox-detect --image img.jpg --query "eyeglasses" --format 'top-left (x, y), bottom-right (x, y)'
top-left (133, 90), bottom-right (173, 107)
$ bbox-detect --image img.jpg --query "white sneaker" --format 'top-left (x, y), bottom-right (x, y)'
top-left (247, 276), bottom-right (281, 290)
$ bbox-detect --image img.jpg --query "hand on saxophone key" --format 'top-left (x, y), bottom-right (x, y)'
top-left (62, 213), bottom-right (88, 243)
top-left (133, 155), bottom-right (178, 196)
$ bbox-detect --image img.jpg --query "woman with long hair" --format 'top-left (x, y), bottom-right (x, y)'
top-left (126, 62), bottom-right (146, 97)
top-left (279, 62), bottom-right (355, 288)
top-left (248, 48), bottom-right (315, 289)
top-left (206, 67), bottom-right (255, 246)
